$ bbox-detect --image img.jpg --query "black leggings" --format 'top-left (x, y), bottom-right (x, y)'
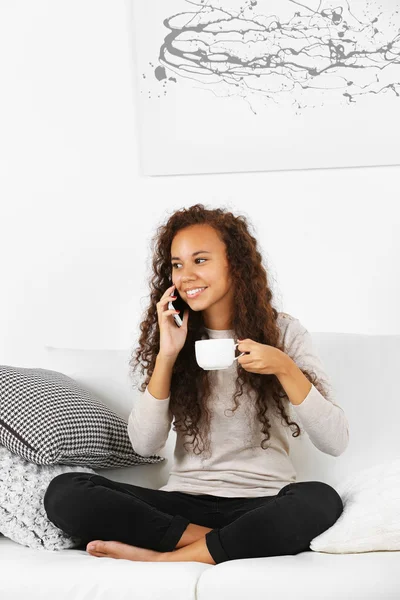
top-left (43, 473), bottom-right (343, 564)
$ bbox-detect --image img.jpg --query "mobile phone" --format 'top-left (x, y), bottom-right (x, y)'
top-left (168, 290), bottom-right (183, 327)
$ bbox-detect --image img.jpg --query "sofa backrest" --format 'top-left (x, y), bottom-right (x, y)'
top-left (43, 332), bottom-right (400, 490)
top-left (289, 332), bottom-right (400, 488)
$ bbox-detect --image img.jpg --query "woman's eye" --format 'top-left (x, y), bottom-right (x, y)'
top-left (172, 258), bottom-right (206, 269)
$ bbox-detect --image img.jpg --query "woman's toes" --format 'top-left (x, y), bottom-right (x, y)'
top-left (87, 540), bottom-right (106, 554)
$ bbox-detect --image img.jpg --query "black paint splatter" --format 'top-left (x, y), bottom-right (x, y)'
top-left (145, 0), bottom-right (400, 113)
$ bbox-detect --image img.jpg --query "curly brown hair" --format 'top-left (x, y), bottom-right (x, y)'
top-left (129, 204), bottom-right (328, 459)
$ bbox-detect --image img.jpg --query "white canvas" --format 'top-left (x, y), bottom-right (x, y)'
top-left (132, 0), bottom-right (400, 176)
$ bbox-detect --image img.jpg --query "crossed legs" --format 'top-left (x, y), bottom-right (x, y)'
top-left (86, 522), bottom-right (216, 564)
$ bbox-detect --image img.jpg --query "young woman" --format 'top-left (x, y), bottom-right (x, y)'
top-left (44, 204), bottom-right (348, 565)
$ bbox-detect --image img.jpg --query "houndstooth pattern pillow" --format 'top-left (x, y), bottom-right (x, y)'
top-left (0, 365), bottom-right (165, 468)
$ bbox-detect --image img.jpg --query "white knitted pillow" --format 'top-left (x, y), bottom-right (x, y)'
top-left (0, 446), bottom-right (96, 550)
top-left (310, 457), bottom-right (400, 553)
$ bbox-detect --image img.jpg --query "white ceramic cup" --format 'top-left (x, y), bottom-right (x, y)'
top-left (195, 338), bottom-right (246, 370)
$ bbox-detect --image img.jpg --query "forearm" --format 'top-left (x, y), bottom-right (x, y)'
top-left (275, 352), bottom-right (312, 406)
top-left (147, 353), bottom-right (176, 400)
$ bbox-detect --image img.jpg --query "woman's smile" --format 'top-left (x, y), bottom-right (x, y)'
top-left (186, 287), bottom-right (208, 299)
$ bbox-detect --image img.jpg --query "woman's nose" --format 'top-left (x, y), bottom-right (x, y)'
top-left (176, 269), bottom-right (196, 282)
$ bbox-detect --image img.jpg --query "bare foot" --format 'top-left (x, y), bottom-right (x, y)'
top-left (86, 540), bottom-right (163, 562)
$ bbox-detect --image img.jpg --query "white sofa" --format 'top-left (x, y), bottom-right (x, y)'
top-left (1, 331), bottom-right (400, 600)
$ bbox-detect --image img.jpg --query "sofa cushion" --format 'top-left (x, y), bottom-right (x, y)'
top-left (0, 365), bottom-right (165, 468)
top-left (0, 533), bottom-right (398, 600)
top-left (197, 548), bottom-right (400, 600)
top-left (0, 446), bottom-right (96, 550)
top-left (310, 457), bottom-right (400, 553)
top-left (0, 535), bottom-right (209, 600)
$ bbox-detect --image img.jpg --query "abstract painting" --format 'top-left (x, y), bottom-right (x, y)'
top-left (132, 0), bottom-right (400, 176)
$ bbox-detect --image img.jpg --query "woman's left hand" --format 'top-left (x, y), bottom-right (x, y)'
top-left (236, 338), bottom-right (288, 376)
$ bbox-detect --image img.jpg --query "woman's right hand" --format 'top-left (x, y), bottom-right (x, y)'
top-left (156, 284), bottom-right (189, 361)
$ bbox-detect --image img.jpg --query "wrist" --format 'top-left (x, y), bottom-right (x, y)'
top-left (157, 352), bottom-right (177, 367)
top-left (274, 350), bottom-right (294, 377)
top-left (274, 353), bottom-right (312, 406)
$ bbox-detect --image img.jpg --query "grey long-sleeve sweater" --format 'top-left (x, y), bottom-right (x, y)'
top-left (128, 313), bottom-right (349, 498)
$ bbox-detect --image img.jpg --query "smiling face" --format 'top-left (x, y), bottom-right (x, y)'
top-left (170, 224), bottom-right (235, 330)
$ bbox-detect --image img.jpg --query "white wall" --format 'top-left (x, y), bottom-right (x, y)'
top-left (1, 0), bottom-right (399, 369)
